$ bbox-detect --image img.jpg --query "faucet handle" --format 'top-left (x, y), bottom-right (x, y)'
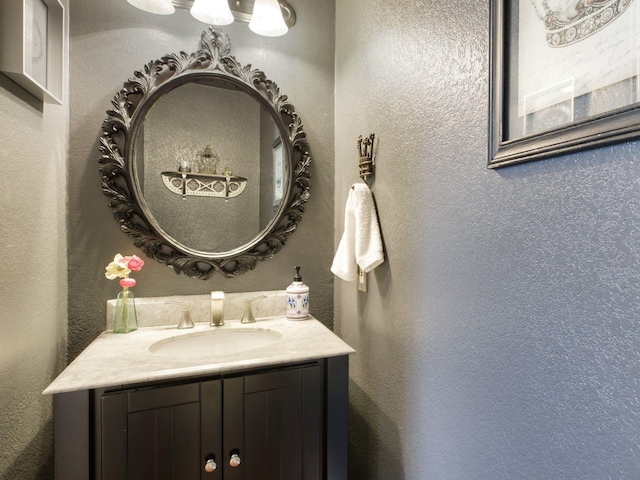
top-left (241, 296), bottom-right (267, 324)
top-left (165, 301), bottom-right (194, 329)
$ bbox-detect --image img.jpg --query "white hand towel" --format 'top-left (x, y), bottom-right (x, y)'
top-left (331, 183), bottom-right (384, 281)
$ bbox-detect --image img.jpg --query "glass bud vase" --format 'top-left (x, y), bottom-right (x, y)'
top-left (113, 287), bottom-right (138, 333)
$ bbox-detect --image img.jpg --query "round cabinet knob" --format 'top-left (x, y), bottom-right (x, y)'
top-left (229, 453), bottom-right (242, 468)
top-left (204, 458), bottom-right (217, 473)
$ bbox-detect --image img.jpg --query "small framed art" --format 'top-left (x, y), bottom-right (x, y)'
top-left (0, 0), bottom-right (64, 104)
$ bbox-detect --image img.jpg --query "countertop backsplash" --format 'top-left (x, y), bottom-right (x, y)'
top-left (106, 290), bottom-right (289, 331)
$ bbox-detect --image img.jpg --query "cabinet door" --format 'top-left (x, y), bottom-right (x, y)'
top-left (101, 380), bottom-right (222, 480)
top-left (223, 365), bottom-right (321, 480)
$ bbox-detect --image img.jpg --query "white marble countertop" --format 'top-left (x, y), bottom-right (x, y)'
top-left (44, 316), bottom-right (354, 395)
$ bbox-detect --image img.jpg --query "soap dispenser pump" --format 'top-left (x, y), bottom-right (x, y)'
top-left (286, 266), bottom-right (309, 320)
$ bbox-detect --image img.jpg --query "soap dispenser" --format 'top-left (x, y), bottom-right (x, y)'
top-left (286, 266), bottom-right (309, 320)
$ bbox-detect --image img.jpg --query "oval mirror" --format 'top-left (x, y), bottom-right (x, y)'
top-left (99, 28), bottom-right (311, 279)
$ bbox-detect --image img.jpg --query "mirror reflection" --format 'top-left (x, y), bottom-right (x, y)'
top-left (135, 82), bottom-right (283, 253)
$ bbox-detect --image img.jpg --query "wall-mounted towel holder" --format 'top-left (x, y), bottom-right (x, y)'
top-left (357, 133), bottom-right (375, 185)
top-left (356, 133), bottom-right (377, 291)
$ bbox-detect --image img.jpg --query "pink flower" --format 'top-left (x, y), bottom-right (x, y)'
top-left (123, 255), bottom-right (144, 272)
top-left (105, 253), bottom-right (143, 288)
top-left (119, 277), bottom-right (136, 288)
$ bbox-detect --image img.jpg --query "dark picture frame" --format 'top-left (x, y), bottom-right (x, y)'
top-left (489, 0), bottom-right (640, 168)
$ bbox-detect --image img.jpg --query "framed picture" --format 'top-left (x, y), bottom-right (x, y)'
top-left (0, 0), bottom-right (64, 104)
top-left (489, 0), bottom-right (640, 168)
top-left (272, 136), bottom-right (284, 212)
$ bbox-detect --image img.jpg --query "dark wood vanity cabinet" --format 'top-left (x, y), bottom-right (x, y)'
top-left (101, 365), bottom-right (320, 480)
top-left (53, 356), bottom-right (348, 480)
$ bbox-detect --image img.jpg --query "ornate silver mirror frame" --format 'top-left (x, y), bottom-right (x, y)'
top-left (99, 27), bottom-right (311, 279)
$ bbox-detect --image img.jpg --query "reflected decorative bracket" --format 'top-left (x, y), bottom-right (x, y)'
top-left (161, 171), bottom-right (248, 198)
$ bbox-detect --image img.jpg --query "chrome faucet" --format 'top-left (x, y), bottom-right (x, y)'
top-left (241, 295), bottom-right (267, 323)
top-left (210, 291), bottom-right (225, 326)
top-left (165, 301), bottom-right (194, 329)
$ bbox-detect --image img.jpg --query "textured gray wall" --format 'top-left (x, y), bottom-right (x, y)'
top-left (68, 0), bottom-right (335, 359)
top-left (335, 1), bottom-right (640, 479)
top-left (0, 2), bottom-right (69, 478)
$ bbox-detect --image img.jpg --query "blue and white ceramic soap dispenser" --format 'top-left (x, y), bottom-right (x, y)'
top-left (286, 266), bottom-right (309, 320)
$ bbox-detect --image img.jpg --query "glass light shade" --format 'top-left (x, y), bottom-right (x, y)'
top-left (190, 0), bottom-right (234, 25)
top-left (249, 0), bottom-right (288, 37)
top-left (127, 0), bottom-right (175, 15)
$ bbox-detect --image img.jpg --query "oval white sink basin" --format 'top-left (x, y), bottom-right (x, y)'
top-left (149, 328), bottom-right (282, 358)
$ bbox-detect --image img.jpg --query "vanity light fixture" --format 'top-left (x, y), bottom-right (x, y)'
top-left (127, 0), bottom-right (175, 15)
top-left (248, 0), bottom-right (288, 37)
top-left (126, 0), bottom-right (296, 36)
top-left (190, 0), bottom-right (234, 25)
